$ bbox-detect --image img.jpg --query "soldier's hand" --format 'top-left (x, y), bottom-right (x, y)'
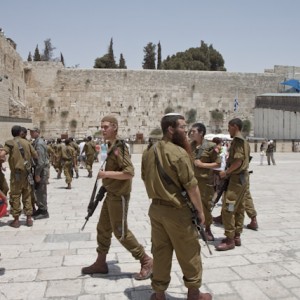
top-left (198, 211), bottom-right (205, 225)
top-left (98, 170), bottom-right (106, 179)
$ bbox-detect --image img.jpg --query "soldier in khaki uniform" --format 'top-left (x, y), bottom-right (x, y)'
top-left (0, 125), bottom-right (38, 228)
top-left (189, 123), bottom-right (221, 241)
top-left (53, 138), bottom-right (63, 179)
top-left (142, 113), bottom-right (212, 300)
top-left (81, 115), bottom-right (153, 280)
top-left (61, 139), bottom-right (76, 189)
top-left (69, 137), bottom-right (80, 178)
top-left (83, 136), bottom-right (96, 177)
top-left (216, 118), bottom-right (250, 251)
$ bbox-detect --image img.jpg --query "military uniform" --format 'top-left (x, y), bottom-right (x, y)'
top-left (53, 141), bottom-right (63, 178)
top-left (61, 144), bottom-right (76, 187)
top-left (96, 140), bottom-right (145, 259)
top-left (191, 140), bottom-right (221, 228)
top-left (2, 137), bottom-right (37, 217)
top-left (142, 140), bottom-right (202, 292)
top-left (83, 139), bottom-right (96, 177)
top-left (70, 140), bottom-right (80, 177)
top-left (222, 133), bottom-right (250, 239)
top-left (32, 136), bottom-right (49, 213)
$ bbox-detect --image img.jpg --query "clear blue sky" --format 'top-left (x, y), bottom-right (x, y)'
top-left (1, 0), bottom-right (299, 73)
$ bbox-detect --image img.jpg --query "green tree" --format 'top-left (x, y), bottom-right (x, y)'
top-left (119, 53), bottom-right (127, 69)
top-left (94, 38), bottom-right (117, 69)
top-left (142, 42), bottom-right (156, 69)
top-left (33, 45), bottom-right (41, 61)
top-left (27, 52), bottom-right (32, 62)
top-left (60, 52), bottom-right (65, 66)
top-left (162, 40), bottom-right (226, 71)
top-left (157, 41), bottom-right (162, 69)
top-left (41, 38), bottom-right (56, 61)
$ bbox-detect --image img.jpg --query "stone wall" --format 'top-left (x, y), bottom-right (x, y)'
top-left (24, 63), bottom-right (285, 140)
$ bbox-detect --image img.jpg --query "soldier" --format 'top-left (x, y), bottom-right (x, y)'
top-left (142, 113), bottom-right (211, 300)
top-left (216, 118), bottom-right (250, 251)
top-left (53, 138), bottom-right (63, 179)
top-left (29, 127), bottom-right (50, 220)
top-left (189, 123), bottom-right (221, 241)
top-left (61, 138), bottom-right (76, 189)
top-left (81, 115), bottom-right (153, 281)
top-left (83, 136), bottom-right (96, 177)
top-left (0, 125), bottom-right (38, 228)
top-left (69, 137), bottom-right (80, 178)
top-left (46, 139), bottom-right (55, 183)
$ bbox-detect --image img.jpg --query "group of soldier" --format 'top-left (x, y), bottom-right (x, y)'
top-left (0, 113), bottom-right (259, 300)
top-left (0, 126), bottom-right (99, 229)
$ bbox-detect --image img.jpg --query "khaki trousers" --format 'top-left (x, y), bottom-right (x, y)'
top-left (149, 202), bottom-right (202, 292)
top-left (96, 193), bottom-right (145, 260)
top-left (197, 178), bottom-right (214, 226)
top-left (222, 173), bottom-right (248, 238)
top-left (9, 171), bottom-right (33, 217)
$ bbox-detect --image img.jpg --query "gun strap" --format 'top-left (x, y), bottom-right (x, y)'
top-left (153, 144), bottom-right (185, 195)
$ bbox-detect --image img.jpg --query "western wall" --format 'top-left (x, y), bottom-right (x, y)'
top-left (0, 31), bottom-right (298, 143)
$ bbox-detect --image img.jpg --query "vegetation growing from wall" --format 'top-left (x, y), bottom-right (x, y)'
top-left (150, 128), bottom-right (162, 136)
top-left (164, 106), bottom-right (174, 114)
top-left (186, 108), bottom-right (197, 124)
top-left (211, 109), bottom-right (223, 121)
top-left (242, 119), bottom-right (251, 136)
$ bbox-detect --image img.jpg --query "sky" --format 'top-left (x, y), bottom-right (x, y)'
top-left (1, 0), bottom-right (300, 73)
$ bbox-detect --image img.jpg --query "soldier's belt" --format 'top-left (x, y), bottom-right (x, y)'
top-left (152, 199), bottom-right (177, 207)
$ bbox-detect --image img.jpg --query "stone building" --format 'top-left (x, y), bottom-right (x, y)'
top-left (1, 30), bottom-right (299, 144)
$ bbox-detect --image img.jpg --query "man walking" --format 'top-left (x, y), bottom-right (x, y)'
top-left (81, 115), bottom-right (153, 281)
top-left (142, 113), bottom-right (211, 300)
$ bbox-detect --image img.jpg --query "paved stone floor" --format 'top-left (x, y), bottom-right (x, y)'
top-left (0, 152), bottom-right (300, 300)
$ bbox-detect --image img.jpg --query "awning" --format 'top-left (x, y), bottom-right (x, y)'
top-left (280, 79), bottom-right (300, 92)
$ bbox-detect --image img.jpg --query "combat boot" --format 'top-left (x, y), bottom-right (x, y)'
top-left (66, 183), bottom-right (71, 189)
top-left (88, 171), bottom-right (93, 178)
top-left (9, 216), bottom-right (20, 228)
top-left (150, 292), bottom-right (166, 300)
top-left (187, 288), bottom-right (212, 300)
top-left (76, 171), bottom-right (79, 178)
top-left (134, 253), bottom-right (153, 280)
top-left (81, 253), bottom-right (108, 275)
top-left (57, 171), bottom-right (62, 179)
top-left (205, 225), bottom-right (215, 241)
top-left (234, 233), bottom-right (241, 246)
top-left (26, 215), bottom-right (33, 227)
top-left (215, 237), bottom-right (235, 251)
top-left (247, 216), bottom-right (258, 230)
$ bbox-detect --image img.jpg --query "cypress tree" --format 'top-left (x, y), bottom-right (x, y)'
top-left (119, 53), bottom-right (127, 69)
top-left (27, 52), bottom-right (32, 62)
top-left (157, 41), bottom-right (162, 69)
top-left (33, 45), bottom-right (41, 61)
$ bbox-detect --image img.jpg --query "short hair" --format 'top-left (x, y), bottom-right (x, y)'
top-left (212, 137), bottom-right (222, 145)
top-left (57, 138), bottom-right (61, 143)
top-left (191, 123), bottom-right (206, 136)
top-left (161, 113), bottom-right (184, 135)
top-left (65, 138), bottom-right (70, 145)
top-left (11, 125), bottom-right (22, 137)
top-left (87, 136), bottom-right (92, 141)
top-left (228, 118), bottom-right (243, 130)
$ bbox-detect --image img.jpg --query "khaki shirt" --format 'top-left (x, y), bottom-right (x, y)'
top-left (103, 140), bottom-right (134, 197)
top-left (61, 145), bottom-right (76, 161)
top-left (142, 140), bottom-right (198, 208)
top-left (84, 140), bottom-right (96, 156)
top-left (227, 132), bottom-right (250, 174)
top-left (3, 137), bottom-right (37, 172)
top-left (70, 141), bottom-right (80, 155)
top-left (191, 140), bottom-right (221, 180)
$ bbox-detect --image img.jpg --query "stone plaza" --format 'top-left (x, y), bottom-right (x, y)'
top-left (0, 152), bottom-right (300, 300)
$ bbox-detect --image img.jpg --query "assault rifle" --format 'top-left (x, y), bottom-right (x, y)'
top-left (211, 177), bottom-right (229, 211)
top-left (81, 185), bottom-right (106, 231)
top-left (183, 191), bottom-right (212, 255)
